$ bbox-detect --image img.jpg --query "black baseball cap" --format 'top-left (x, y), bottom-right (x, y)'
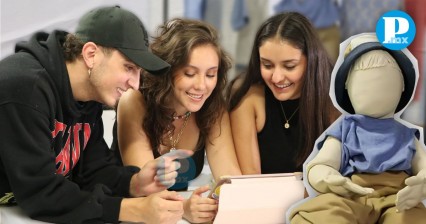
top-left (75, 5), bottom-right (170, 75)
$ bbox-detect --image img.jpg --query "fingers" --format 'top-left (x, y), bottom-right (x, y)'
top-left (194, 211), bottom-right (217, 220)
top-left (192, 185), bottom-right (211, 196)
top-left (156, 161), bottom-right (180, 175)
top-left (157, 190), bottom-right (184, 201)
top-left (154, 191), bottom-right (185, 212)
top-left (196, 199), bottom-right (218, 212)
top-left (345, 182), bottom-right (374, 195)
top-left (185, 198), bottom-right (218, 223)
top-left (405, 175), bottom-right (424, 186)
top-left (155, 159), bottom-right (181, 170)
top-left (161, 149), bottom-right (194, 161)
top-left (154, 160), bottom-right (180, 187)
top-left (150, 150), bottom-right (193, 188)
top-left (325, 175), bottom-right (373, 197)
top-left (154, 171), bottom-right (178, 188)
top-left (396, 185), bottom-right (422, 212)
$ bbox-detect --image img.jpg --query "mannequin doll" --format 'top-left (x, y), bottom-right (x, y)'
top-left (288, 33), bottom-right (426, 223)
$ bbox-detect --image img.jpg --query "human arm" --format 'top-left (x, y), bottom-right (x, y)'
top-left (206, 109), bottom-right (242, 180)
top-left (229, 85), bottom-right (264, 174)
top-left (396, 138), bottom-right (426, 212)
top-left (117, 89), bottom-right (156, 169)
top-left (179, 110), bottom-right (242, 223)
top-left (307, 136), bottom-right (374, 197)
top-left (119, 190), bottom-right (184, 223)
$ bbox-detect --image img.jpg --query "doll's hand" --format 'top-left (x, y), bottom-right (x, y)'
top-left (324, 174), bottom-right (374, 198)
top-left (308, 164), bottom-right (374, 198)
top-left (396, 169), bottom-right (426, 212)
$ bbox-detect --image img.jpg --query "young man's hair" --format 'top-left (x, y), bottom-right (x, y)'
top-left (62, 34), bottom-right (114, 62)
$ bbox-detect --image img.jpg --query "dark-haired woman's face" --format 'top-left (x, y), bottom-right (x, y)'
top-left (259, 38), bottom-right (306, 101)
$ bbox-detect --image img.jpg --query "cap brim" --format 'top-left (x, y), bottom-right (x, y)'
top-left (117, 48), bottom-right (170, 75)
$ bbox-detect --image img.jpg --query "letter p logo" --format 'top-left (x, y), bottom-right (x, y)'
top-left (376, 10), bottom-right (416, 50)
top-left (383, 17), bottom-right (409, 43)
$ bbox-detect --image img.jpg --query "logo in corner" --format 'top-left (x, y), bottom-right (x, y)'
top-left (376, 10), bottom-right (416, 50)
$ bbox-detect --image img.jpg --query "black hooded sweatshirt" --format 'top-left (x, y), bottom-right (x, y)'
top-left (0, 31), bottom-right (140, 223)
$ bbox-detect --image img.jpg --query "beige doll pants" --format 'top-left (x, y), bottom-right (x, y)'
top-left (289, 172), bottom-right (426, 224)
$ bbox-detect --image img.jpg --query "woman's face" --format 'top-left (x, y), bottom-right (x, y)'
top-left (259, 38), bottom-right (306, 101)
top-left (172, 44), bottom-right (219, 115)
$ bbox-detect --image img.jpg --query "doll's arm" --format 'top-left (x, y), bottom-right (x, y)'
top-left (396, 138), bottom-right (426, 212)
top-left (308, 136), bottom-right (374, 197)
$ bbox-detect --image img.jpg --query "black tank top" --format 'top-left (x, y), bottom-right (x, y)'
top-left (110, 120), bottom-right (205, 191)
top-left (257, 87), bottom-right (302, 174)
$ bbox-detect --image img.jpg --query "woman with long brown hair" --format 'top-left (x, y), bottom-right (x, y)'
top-left (112, 18), bottom-right (241, 223)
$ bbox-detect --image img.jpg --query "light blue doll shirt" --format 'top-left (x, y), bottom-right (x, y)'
top-left (318, 114), bottom-right (419, 176)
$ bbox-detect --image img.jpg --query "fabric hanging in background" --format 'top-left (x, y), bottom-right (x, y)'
top-left (273, 0), bottom-right (340, 29)
top-left (231, 0), bottom-right (249, 31)
top-left (232, 0), bottom-right (270, 73)
top-left (184, 0), bottom-right (222, 30)
top-left (340, 0), bottom-right (403, 40)
top-left (184, 0), bottom-right (205, 20)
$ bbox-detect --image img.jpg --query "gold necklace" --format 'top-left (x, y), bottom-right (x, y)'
top-left (168, 112), bottom-right (191, 151)
top-left (279, 102), bottom-right (299, 129)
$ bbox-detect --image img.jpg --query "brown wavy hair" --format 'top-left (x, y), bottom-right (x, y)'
top-left (141, 18), bottom-right (232, 150)
top-left (227, 12), bottom-right (339, 166)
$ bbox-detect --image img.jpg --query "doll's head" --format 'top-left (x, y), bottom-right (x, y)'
top-left (333, 33), bottom-right (416, 117)
top-left (346, 50), bottom-right (403, 118)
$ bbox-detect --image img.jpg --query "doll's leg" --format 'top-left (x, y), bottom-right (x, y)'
top-left (289, 193), bottom-right (376, 224)
top-left (380, 201), bottom-right (426, 224)
top-left (370, 172), bottom-right (426, 224)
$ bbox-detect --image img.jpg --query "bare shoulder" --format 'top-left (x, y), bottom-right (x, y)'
top-left (230, 84), bottom-right (265, 130)
top-left (119, 89), bottom-right (143, 105)
top-left (118, 89), bottom-right (146, 118)
top-left (242, 84), bottom-right (264, 109)
top-left (229, 76), bottom-right (244, 97)
top-left (230, 84), bottom-right (265, 116)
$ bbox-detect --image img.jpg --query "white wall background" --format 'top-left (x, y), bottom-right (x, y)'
top-left (0, 0), bottom-right (184, 59)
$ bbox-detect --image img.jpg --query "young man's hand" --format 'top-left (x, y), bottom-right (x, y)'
top-left (120, 191), bottom-right (185, 223)
top-left (130, 149), bottom-right (193, 196)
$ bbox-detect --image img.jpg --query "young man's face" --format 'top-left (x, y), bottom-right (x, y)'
top-left (89, 49), bottom-right (141, 108)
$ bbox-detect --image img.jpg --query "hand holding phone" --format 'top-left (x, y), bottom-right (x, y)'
top-left (207, 176), bottom-right (232, 199)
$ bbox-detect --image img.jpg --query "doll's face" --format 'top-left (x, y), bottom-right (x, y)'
top-left (346, 65), bottom-right (404, 118)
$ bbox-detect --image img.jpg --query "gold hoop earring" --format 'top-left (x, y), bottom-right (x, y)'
top-left (88, 68), bottom-right (92, 77)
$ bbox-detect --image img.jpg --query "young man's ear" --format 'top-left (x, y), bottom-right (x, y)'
top-left (81, 42), bottom-right (97, 69)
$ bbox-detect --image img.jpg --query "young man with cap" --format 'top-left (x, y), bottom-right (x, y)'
top-left (0, 5), bottom-right (191, 224)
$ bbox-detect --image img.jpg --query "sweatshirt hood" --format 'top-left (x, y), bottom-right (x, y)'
top-left (15, 30), bottom-right (98, 117)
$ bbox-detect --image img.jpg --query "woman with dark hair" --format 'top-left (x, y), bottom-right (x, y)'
top-left (227, 12), bottom-right (339, 175)
top-left (112, 18), bottom-right (241, 223)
